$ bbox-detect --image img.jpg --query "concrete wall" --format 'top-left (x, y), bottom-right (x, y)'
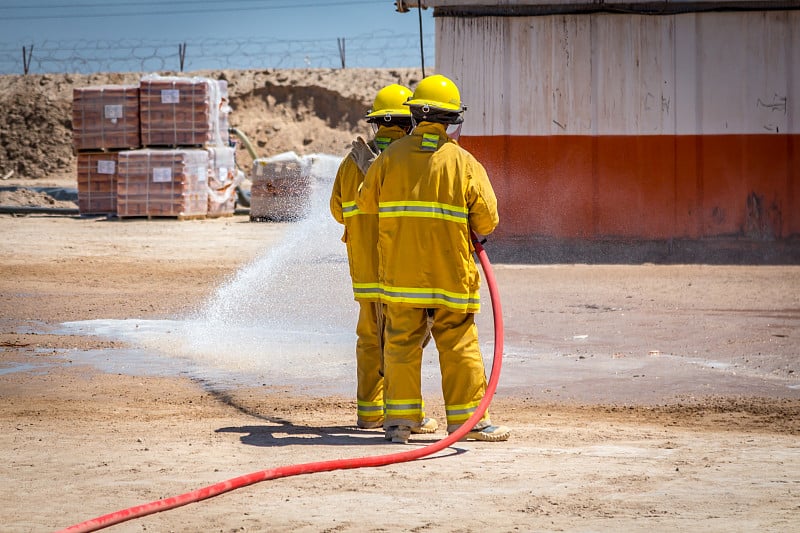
top-left (435, 10), bottom-right (799, 241)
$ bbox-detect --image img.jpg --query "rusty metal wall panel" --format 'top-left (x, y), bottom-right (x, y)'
top-left (683, 11), bottom-right (796, 135)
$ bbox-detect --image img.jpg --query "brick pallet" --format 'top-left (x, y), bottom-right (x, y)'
top-left (72, 85), bottom-right (140, 152)
top-left (76, 152), bottom-right (120, 215)
top-left (72, 75), bottom-right (238, 220)
top-left (117, 149), bottom-right (209, 218)
top-left (139, 76), bottom-right (230, 148)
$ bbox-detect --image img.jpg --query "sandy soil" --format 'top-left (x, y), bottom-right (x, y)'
top-left (1, 213), bottom-right (798, 533)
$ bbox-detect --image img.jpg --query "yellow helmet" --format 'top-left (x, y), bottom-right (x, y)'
top-left (366, 84), bottom-right (413, 119)
top-left (405, 74), bottom-right (464, 112)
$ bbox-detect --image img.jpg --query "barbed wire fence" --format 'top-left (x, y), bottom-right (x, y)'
top-left (0, 32), bottom-right (434, 74)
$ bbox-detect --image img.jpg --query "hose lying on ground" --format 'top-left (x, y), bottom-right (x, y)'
top-left (56, 234), bottom-right (504, 533)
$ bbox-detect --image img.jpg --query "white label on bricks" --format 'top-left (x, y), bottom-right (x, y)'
top-left (104, 105), bottom-right (123, 119)
top-left (161, 89), bottom-right (180, 104)
top-left (97, 160), bottom-right (116, 175)
top-left (153, 167), bottom-right (172, 182)
top-left (219, 166), bottom-right (228, 179)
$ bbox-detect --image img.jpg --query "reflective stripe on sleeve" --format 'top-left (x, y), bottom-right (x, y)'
top-left (342, 200), bottom-right (361, 218)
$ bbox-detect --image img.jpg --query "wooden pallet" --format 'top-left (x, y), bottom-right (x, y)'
top-left (115, 214), bottom-right (208, 221)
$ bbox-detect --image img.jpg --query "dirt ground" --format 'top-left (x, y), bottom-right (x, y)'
top-left (1, 210), bottom-right (798, 533)
top-left (2, 66), bottom-right (797, 533)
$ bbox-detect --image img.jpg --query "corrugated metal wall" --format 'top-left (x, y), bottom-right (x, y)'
top-left (436, 10), bottom-right (799, 240)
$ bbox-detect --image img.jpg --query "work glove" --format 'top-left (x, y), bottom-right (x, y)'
top-left (349, 136), bottom-right (378, 175)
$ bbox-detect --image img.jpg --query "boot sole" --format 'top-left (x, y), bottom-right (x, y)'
top-left (410, 418), bottom-right (439, 434)
top-left (455, 426), bottom-right (512, 442)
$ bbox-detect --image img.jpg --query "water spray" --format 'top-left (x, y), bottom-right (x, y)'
top-left (56, 233), bottom-right (504, 533)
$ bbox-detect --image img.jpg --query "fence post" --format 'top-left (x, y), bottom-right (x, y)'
top-left (417, 6), bottom-right (426, 77)
top-left (337, 38), bottom-right (345, 69)
top-left (178, 42), bottom-right (187, 72)
top-left (22, 44), bottom-right (33, 75)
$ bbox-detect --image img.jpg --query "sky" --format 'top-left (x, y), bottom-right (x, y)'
top-left (0, 0), bottom-right (435, 73)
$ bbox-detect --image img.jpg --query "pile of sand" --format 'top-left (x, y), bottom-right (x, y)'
top-left (0, 76), bottom-right (74, 181)
top-left (0, 187), bottom-right (77, 209)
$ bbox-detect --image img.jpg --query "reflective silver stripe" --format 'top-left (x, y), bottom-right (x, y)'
top-left (379, 204), bottom-right (468, 221)
top-left (386, 401), bottom-right (422, 411)
top-left (342, 201), bottom-right (360, 218)
top-left (353, 285), bottom-right (382, 296)
top-left (353, 282), bottom-right (383, 300)
top-left (357, 404), bottom-right (384, 413)
top-left (446, 406), bottom-right (477, 418)
top-left (421, 133), bottom-right (439, 150)
top-left (385, 400), bottom-right (424, 417)
top-left (382, 287), bottom-right (478, 306)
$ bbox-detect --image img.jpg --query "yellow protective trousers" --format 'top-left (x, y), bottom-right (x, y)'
top-left (383, 304), bottom-right (490, 432)
top-left (355, 301), bottom-right (385, 425)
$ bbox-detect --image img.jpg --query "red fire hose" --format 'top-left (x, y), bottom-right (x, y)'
top-left (56, 234), bottom-right (504, 533)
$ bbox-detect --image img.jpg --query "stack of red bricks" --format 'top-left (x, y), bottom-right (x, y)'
top-left (73, 85), bottom-right (140, 215)
top-left (72, 75), bottom-right (237, 219)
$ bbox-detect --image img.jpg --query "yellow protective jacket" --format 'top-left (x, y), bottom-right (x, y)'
top-left (330, 125), bottom-right (407, 301)
top-left (356, 122), bottom-right (499, 313)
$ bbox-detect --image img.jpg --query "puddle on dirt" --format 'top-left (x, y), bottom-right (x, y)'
top-left (693, 360), bottom-right (733, 370)
top-left (0, 362), bottom-right (41, 376)
top-left (56, 318), bottom-right (358, 393)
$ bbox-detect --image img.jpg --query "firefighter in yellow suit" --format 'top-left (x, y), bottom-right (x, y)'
top-left (330, 83), bottom-right (438, 433)
top-left (357, 75), bottom-right (511, 443)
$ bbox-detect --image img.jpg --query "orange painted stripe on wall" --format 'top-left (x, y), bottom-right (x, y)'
top-left (461, 134), bottom-right (799, 241)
